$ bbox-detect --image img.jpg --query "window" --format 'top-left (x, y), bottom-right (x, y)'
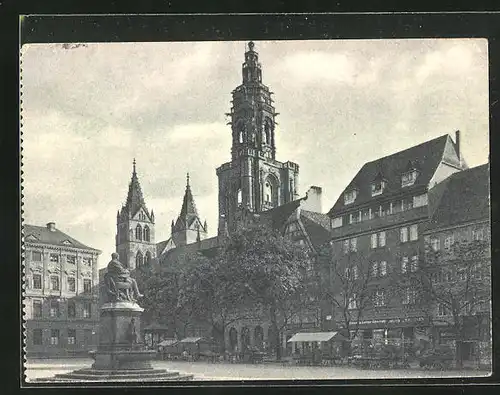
top-left (401, 170), bottom-right (418, 187)
top-left (353, 266), bottom-right (359, 280)
top-left (374, 290), bottom-right (386, 307)
top-left (68, 301), bottom-right (76, 318)
top-left (430, 238), bottom-right (440, 251)
top-left (349, 212), bottom-right (360, 224)
top-left (66, 255), bottom-right (76, 265)
top-left (32, 251), bottom-right (42, 261)
top-left (414, 194), bottom-right (428, 208)
top-left (145, 251), bottom-right (151, 265)
top-left (50, 254), bottom-right (59, 263)
top-left (348, 295), bottom-right (358, 309)
top-left (437, 303), bottom-right (449, 317)
top-left (32, 274), bottom-right (42, 289)
top-left (143, 225), bottom-right (150, 242)
top-left (136, 251), bottom-right (144, 267)
top-left (409, 224), bottom-right (418, 241)
top-left (472, 264), bottom-right (483, 281)
top-left (344, 190), bottom-right (357, 205)
top-left (379, 261), bottom-right (387, 276)
top-left (401, 256), bottom-right (409, 274)
top-left (33, 329), bottom-right (43, 345)
top-left (371, 181), bottom-right (385, 196)
top-left (371, 261), bottom-right (379, 277)
top-left (50, 329), bottom-right (60, 345)
top-left (49, 300), bottom-right (60, 317)
top-left (67, 277), bottom-right (76, 292)
top-left (67, 329), bottom-right (76, 345)
top-left (402, 198), bottom-right (414, 211)
top-left (342, 238), bottom-right (357, 253)
top-left (472, 229), bottom-right (485, 241)
top-left (410, 255), bottom-right (419, 272)
top-left (457, 269), bottom-right (466, 281)
top-left (33, 300), bottom-right (42, 318)
top-left (400, 227), bottom-right (409, 243)
top-left (403, 288), bottom-right (417, 305)
top-left (83, 257), bottom-right (93, 266)
top-left (444, 235), bottom-right (455, 251)
top-left (443, 270), bottom-right (453, 282)
top-left (331, 216), bottom-right (342, 229)
top-left (83, 279), bottom-right (92, 293)
top-left (135, 224), bottom-right (143, 241)
top-left (372, 231), bottom-right (386, 248)
top-left (83, 302), bottom-right (91, 318)
top-left (50, 276), bottom-right (60, 291)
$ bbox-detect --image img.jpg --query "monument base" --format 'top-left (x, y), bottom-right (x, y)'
top-left (33, 301), bottom-right (193, 382)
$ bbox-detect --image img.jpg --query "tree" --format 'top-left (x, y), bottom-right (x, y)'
top-left (316, 243), bottom-right (374, 352)
top-left (418, 236), bottom-right (491, 369)
top-left (218, 224), bottom-right (312, 360)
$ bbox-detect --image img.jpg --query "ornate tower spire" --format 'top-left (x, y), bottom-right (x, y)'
top-left (171, 172), bottom-right (208, 247)
top-left (242, 41), bottom-right (262, 84)
top-left (124, 159), bottom-right (147, 216)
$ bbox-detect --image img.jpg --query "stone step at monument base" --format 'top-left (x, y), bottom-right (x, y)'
top-left (32, 368), bottom-right (194, 382)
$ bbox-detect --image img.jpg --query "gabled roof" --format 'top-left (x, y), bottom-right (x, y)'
top-left (258, 198), bottom-right (304, 230)
top-left (426, 164), bottom-right (490, 231)
top-left (300, 210), bottom-right (331, 250)
top-left (328, 134), bottom-right (461, 215)
top-left (24, 224), bottom-right (100, 251)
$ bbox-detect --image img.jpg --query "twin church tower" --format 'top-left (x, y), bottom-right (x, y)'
top-left (116, 42), bottom-right (300, 269)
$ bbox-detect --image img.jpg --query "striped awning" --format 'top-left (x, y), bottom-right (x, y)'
top-left (287, 332), bottom-right (346, 343)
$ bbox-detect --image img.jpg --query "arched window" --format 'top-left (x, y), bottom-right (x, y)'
top-left (238, 124), bottom-right (245, 143)
top-left (237, 189), bottom-right (242, 206)
top-left (264, 176), bottom-right (278, 207)
top-left (136, 251), bottom-right (143, 267)
top-left (145, 251), bottom-right (151, 265)
top-left (143, 225), bottom-right (150, 242)
top-left (135, 224), bottom-right (142, 241)
top-left (264, 121), bottom-right (271, 145)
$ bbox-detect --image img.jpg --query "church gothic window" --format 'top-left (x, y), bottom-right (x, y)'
top-left (143, 225), bottom-right (150, 242)
top-left (136, 251), bottom-right (144, 267)
top-left (237, 189), bottom-right (243, 206)
top-left (135, 224), bottom-right (142, 241)
top-left (145, 251), bottom-right (151, 265)
top-left (264, 121), bottom-right (271, 145)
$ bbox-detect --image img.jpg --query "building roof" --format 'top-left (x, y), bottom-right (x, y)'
top-left (159, 236), bottom-right (220, 267)
top-left (426, 163), bottom-right (490, 231)
top-left (328, 134), bottom-right (461, 215)
top-left (300, 210), bottom-right (332, 250)
top-left (24, 224), bottom-right (100, 252)
top-left (288, 332), bottom-right (346, 342)
top-left (258, 198), bottom-right (304, 230)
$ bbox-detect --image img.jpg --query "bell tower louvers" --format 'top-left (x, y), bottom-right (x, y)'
top-left (116, 159), bottom-right (156, 270)
top-left (216, 41), bottom-right (300, 234)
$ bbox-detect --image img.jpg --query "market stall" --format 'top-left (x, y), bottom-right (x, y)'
top-left (287, 331), bottom-right (348, 366)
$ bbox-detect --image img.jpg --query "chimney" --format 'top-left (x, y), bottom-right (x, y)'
top-left (455, 130), bottom-right (461, 162)
top-left (301, 186), bottom-right (323, 213)
top-left (46, 222), bottom-right (56, 232)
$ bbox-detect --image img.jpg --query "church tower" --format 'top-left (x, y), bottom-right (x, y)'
top-left (171, 173), bottom-right (208, 247)
top-left (216, 41), bottom-right (300, 233)
top-left (116, 159), bottom-right (156, 270)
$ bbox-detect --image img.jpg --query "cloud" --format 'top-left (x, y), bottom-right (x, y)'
top-left (21, 39), bottom-right (489, 268)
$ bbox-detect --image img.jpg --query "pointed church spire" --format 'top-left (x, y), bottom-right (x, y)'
top-left (124, 159), bottom-right (147, 216)
top-left (179, 172), bottom-right (198, 219)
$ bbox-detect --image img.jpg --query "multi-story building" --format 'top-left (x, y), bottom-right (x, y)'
top-left (325, 132), bottom-right (467, 346)
top-left (423, 163), bottom-right (491, 365)
top-left (24, 222), bottom-right (101, 357)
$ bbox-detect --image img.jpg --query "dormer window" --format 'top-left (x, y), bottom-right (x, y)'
top-left (371, 180), bottom-right (386, 196)
top-left (344, 189), bottom-right (357, 205)
top-left (401, 170), bottom-right (418, 187)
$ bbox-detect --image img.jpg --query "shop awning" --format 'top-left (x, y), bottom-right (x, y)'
top-left (179, 337), bottom-right (205, 344)
top-left (287, 332), bottom-right (346, 343)
top-left (158, 339), bottom-right (178, 347)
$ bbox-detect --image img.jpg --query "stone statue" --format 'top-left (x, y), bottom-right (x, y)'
top-left (104, 253), bottom-right (143, 303)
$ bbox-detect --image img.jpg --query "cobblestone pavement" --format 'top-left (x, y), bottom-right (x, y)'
top-left (24, 358), bottom-right (490, 382)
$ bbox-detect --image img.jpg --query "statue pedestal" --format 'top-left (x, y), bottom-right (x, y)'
top-left (91, 302), bottom-right (155, 370)
top-left (35, 301), bottom-right (193, 382)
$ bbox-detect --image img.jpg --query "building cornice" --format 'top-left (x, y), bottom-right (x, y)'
top-left (24, 242), bottom-right (101, 255)
top-left (422, 218), bottom-right (490, 235)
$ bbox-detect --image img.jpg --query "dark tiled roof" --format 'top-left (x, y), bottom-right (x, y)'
top-left (426, 164), bottom-right (490, 231)
top-left (328, 134), bottom-right (461, 216)
top-left (121, 163), bottom-right (149, 218)
top-left (159, 236), bottom-right (220, 267)
top-left (258, 198), bottom-right (304, 230)
top-left (156, 238), bottom-right (171, 256)
top-left (24, 224), bottom-right (99, 251)
top-left (300, 210), bottom-right (331, 250)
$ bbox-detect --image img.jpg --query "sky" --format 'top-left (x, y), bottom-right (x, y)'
top-left (21, 39), bottom-right (489, 269)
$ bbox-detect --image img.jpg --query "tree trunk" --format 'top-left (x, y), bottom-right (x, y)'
top-left (455, 340), bottom-right (463, 369)
top-left (270, 305), bottom-right (281, 360)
